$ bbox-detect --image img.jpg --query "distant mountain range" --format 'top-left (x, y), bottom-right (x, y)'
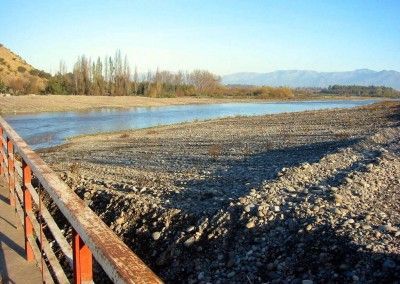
top-left (222, 69), bottom-right (400, 90)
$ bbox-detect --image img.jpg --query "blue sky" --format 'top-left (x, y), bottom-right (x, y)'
top-left (1, 0), bottom-right (399, 75)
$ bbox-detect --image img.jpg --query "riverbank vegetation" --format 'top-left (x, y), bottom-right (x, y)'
top-left (1, 47), bottom-right (399, 99)
top-left (41, 52), bottom-right (297, 99)
top-left (320, 85), bottom-right (400, 98)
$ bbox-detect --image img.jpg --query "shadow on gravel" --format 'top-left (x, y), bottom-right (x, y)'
top-left (165, 138), bottom-right (361, 216)
top-left (307, 149), bottom-right (383, 202)
top-left (386, 102), bottom-right (400, 123)
top-left (173, 217), bottom-right (400, 283)
top-left (127, 196), bottom-right (400, 283)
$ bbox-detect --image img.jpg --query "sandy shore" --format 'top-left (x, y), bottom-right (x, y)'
top-left (41, 102), bottom-right (400, 283)
top-left (0, 95), bottom-right (250, 114)
top-left (0, 94), bottom-right (385, 115)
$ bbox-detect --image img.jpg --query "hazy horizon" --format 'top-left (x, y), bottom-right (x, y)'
top-left (1, 0), bottom-right (399, 75)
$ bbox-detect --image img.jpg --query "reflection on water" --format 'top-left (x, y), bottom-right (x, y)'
top-left (5, 100), bottom-right (377, 149)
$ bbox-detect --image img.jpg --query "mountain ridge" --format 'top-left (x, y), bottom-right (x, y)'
top-left (222, 69), bottom-right (400, 90)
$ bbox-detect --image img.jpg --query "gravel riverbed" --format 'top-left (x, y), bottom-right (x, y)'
top-left (41, 102), bottom-right (400, 283)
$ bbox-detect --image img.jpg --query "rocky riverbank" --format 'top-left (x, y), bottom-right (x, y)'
top-left (41, 102), bottom-right (400, 283)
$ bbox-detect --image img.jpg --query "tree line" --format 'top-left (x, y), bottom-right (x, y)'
top-left (44, 51), bottom-right (295, 99)
top-left (46, 51), bottom-right (223, 97)
top-left (321, 85), bottom-right (400, 98)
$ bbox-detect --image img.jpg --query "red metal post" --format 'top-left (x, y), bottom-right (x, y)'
top-left (0, 127), bottom-right (3, 176)
top-left (22, 160), bottom-right (34, 261)
top-left (72, 229), bottom-right (93, 284)
top-left (7, 137), bottom-right (15, 206)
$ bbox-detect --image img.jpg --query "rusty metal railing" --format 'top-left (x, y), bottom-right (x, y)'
top-left (0, 116), bottom-right (162, 284)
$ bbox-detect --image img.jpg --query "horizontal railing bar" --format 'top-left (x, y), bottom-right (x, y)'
top-left (26, 184), bottom-right (73, 266)
top-left (27, 211), bottom-right (70, 284)
top-left (0, 117), bottom-right (162, 284)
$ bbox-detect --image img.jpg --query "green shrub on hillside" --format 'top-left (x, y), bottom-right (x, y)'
top-left (0, 80), bottom-right (8, 93)
top-left (28, 68), bottom-right (51, 79)
top-left (46, 73), bottom-right (74, 95)
top-left (17, 66), bottom-right (26, 73)
top-left (29, 69), bottom-right (39, 76)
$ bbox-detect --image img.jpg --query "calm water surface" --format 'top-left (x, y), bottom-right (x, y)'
top-left (5, 100), bottom-right (377, 149)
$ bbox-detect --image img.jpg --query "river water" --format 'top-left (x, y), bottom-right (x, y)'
top-left (4, 100), bottom-right (377, 149)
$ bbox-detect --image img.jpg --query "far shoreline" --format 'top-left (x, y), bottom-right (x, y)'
top-left (0, 94), bottom-right (391, 115)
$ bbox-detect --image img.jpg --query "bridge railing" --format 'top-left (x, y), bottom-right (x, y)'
top-left (0, 116), bottom-right (162, 284)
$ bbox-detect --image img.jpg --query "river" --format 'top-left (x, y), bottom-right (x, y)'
top-left (5, 100), bottom-right (377, 149)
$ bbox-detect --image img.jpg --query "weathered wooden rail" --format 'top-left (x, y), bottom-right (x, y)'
top-left (0, 116), bottom-right (162, 284)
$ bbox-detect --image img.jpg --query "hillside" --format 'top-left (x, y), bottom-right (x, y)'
top-left (0, 44), bottom-right (49, 93)
top-left (222, 69), bottom-right (400, 90)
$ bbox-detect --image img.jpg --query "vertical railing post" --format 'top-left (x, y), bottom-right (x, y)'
top-left (7, 137), bottom-right (15, 206)
top-left (22, 160), bottom-right (34, 261)
top-left (0, 127), bottom-right (3, 176)
top-left (73, 229), bottom-right (93, 284)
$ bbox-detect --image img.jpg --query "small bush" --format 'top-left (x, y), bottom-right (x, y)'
top-left (17, 66), bottom-right (26, 73)
top-left (208, 144), bottom-right (222, 160)
top-left (146, 129), bottom-right (158, 135)
top-left (119, 133), bottom-right (129, 138)
top-left (0, 80), bottom-right (8, 93)
top-left (30, 68), bottom-right (52, 79)
top-left (29, 69), bottom-right (39, 76)
top-left (334, 132), bottom-right (352, 139)
top-left (37, 70), bottom-right (51, 79)
top-left (69, 162), bottom-right (80, 175)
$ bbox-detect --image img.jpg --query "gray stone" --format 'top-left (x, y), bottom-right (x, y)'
top-left (197, 272), bottom-right (205, 280)
top-left (115, 217), bottom-right (124, 225)
top-left (380, 224), bottom-right (397, 233)
top-left (152, 231), bottom-right (161, 240)
top-left (244, 205), bottom-right (252, 213)
top-left (246, 221), bottom-right (256, 229)
top-left (186, 226), bottom-right (196, 232)
top-left (184, 236), bottom-right (196, 247)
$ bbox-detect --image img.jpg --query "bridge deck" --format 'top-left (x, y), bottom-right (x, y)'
top-left (0, 179), bottom-right (42, 284)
